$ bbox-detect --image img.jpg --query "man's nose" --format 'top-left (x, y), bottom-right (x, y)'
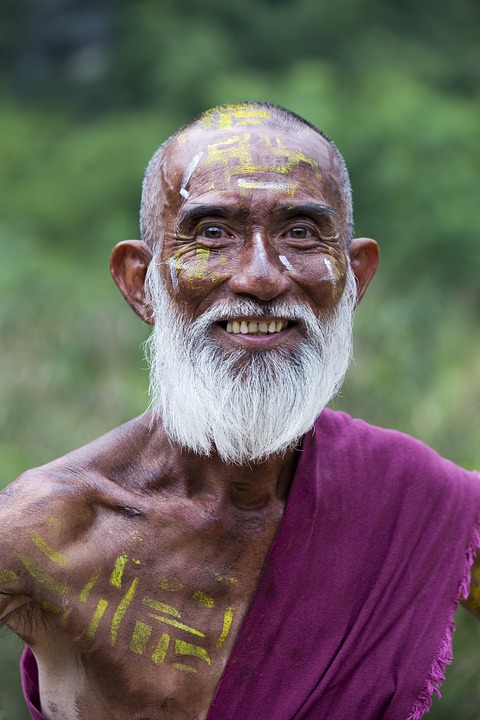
top-left (227, 233), bottom-right (292, 301)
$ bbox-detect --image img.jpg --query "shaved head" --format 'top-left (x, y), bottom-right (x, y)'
top-left (140, 102), bottom-right (354, 251)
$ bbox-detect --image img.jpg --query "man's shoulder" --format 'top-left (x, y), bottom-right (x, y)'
top-left (1, 413), bottom-right (164, 521)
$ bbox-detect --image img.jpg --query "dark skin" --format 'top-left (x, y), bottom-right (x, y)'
top-left (0, 117), bottom-right (477, 720)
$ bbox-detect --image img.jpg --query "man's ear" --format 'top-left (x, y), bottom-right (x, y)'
top-left (348, 238), bottom-right (379, 305)
top-left (110, 240), bottom-right (154, 324)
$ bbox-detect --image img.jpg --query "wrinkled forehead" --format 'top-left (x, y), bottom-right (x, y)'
top-left (161, 120), bottom-right (338, 205)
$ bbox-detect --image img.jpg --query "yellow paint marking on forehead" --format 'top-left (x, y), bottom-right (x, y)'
top-left (31, 532), bottom-right (68, 567)
top-left (199, 105), bottom-right (270, 130)
top-left (206, 132), bottom-right (322, 182)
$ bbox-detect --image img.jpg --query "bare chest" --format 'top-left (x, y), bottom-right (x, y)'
top-left (18, 500), bottom-right (283, 719)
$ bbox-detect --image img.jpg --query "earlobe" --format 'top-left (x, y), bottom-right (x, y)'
top-left (110, 240), bottom-right (154, 324)
top-left (348, 238), bottom-right (380, 305)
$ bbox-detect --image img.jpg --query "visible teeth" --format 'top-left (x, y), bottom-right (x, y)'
top-left (226, 319), bottom-right (288, 335)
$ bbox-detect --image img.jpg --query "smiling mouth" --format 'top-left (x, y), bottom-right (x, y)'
top-left (219, 319), bottom-right (290, 336)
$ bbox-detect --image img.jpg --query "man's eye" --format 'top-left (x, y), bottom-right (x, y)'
top-left (201, 226), bottom-right (224, 239)
top-left (287, 227), bottom-right (313, 240)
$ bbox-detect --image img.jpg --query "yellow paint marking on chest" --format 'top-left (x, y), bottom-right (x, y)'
top-left (110, 555), bottom-right (129, 588)
top-left (151, 632), bottom-right (170, 665)
top-left (214, 572), bottom-right (237, 584)
top-left (173, 662), bottom-right (198, 673)
top-left (175, 639), bottom-right (211, 665)
top-left (130, 620), bottom-right (153, 654)
top-left (149, 613), bottom-right (205, 637)
top-left (192, 590), bottom-right (214, 608)
top-left (87, 598), bottom-right (109, 639)
top-left (18, 553), bottom-right (68, 595)
top-left (142, 597), bottom-right (181, 617)
top-left (160, 577), bottom-right (184, 592)
top-left (79, 569), bottom-right (101, 602)
top-left (216, 607), bottom-right (235, 648)
top-left (0, 570), bottom-right (18, 583)
top-left (111, 578), bottom-right (139, 645)
top-left (31, 533), bottom-right (68, 567)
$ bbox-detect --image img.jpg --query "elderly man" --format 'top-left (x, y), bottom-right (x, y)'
top-left (1, 102), bottom-right (479, 720)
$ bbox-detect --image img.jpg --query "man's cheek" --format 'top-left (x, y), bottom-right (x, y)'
top-left (168, 250), bottom-right (231, 295)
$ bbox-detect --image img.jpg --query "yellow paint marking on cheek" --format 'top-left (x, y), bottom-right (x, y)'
top-left (111, 578), bottom-right (139, 645)
top-left (18, 553), bottom-right (68, 595)
top-left (110, 555), bottom-right (129, 588)
top-left (130, 620), bottom-right (153, 654)
top-left (0, 570), bottom-right (18, 583)
top-left (142, 597), bottom-right (182, 617)
top-left (192, 590), bottom-right (214, 608)
top-left (149, 614), bottom-right (205, 637)
top-left (79, 569), bottom-right (101, 602)
top-left (151, 632), bottom-right (170, 665)
top-left (31, 532), bottom-right (68, 567)
top-left (87, 598), bottom-right (109, 639)
top-left (175, 639), bottom-right (211, 665)
top-left (190, 247), bottom-right (210, 279)
top-left (216, 607), bottom-right (235, 648)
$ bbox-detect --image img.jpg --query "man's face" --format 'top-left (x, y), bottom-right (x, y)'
top-left (155, 119), bottom-right (350, 349)
top-left (141, 116), bottom-right (358, 463)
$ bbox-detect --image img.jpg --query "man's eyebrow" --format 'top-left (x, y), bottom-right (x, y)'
top-left (176, 204), bottom-right (241, 231)
top-left (281, 203), bottom-right (338, 219)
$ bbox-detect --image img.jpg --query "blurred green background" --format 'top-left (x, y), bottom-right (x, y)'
top-left (0, 0), bottom-right (479, 717)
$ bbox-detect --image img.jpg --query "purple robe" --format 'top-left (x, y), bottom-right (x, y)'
top-left (21, 410), bottom-right (480, 719)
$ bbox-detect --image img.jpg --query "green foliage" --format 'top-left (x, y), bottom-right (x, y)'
top-left (0, 0), bottom-right (479, 717)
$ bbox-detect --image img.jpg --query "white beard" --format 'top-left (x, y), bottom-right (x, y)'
top-left (144, 263), bottom-right (357, 465)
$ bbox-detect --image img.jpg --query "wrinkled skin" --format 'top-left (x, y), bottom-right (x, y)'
top-left (2, 116), bottom-right (475, 720)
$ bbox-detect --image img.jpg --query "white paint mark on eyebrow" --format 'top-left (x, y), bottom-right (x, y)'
top-left (236, 178), bottom-right (295, 191)
top-left (323, 258), bottom-right (335, 282)
top-left (279, 255), bottom-right (294, 271)
top-left (167, 257), bottom-right (179, 292)
top-left (180, 152), bottom-right (204, 199)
